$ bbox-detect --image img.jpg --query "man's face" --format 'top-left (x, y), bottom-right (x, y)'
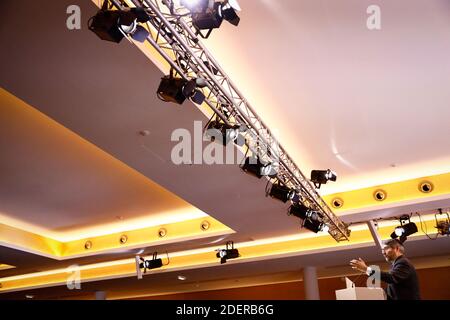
top-left (382, 245), bottom-right (398, 262)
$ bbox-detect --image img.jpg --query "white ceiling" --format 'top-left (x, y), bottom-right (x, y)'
top-left (203, 0), bottom-right (450, 194)
top-left (0, 92), bottom-right (210, 240)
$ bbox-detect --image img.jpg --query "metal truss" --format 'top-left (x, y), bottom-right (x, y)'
top-left (109, 0), bottom-right (351, 241)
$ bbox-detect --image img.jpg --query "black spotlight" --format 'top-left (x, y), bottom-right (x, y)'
top-left (310, 169), bottom-right (337, 189)
top-left (391, 223), bottom-right (418, 242)
top-left (288, 203), bottom-right (322, 221)
top-left (303, 218), bottom-right (325, 234)
top-left (241, 157), bottom-right (278, 179)
top-left (269, 183), bottom-right (296, 203)
top-left (221, 0), bottom-right (241, 26)
top-left (192, 2), bottom-right (223, 30)
top-left (436, 220), bottom-right (450, 236)
top-left (205, 120), bottom-right (246, 146)
top-left (88, 2), bottom-right (150, 43)
top-left (435, 210), bottom-right (450, 236)
top-left (141, 252), bottom-right (163, 270)
top-left (186, 0), bottom-right (241, 38)
top-left (157, 75), bottom-right (206, 105)
top-left (216, 241), bottom-right (240, 264)
top-left (288, 203), bottom-right (310, 219)
top-left (390, 215), bottom-right (418, 243)
top-left (288, 203), bottom-right (326, 233)
top-left (135, 252), bottom-right (164, 278)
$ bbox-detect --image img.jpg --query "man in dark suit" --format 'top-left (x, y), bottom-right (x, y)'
top-left (350, 238), bottom-right (421, 300)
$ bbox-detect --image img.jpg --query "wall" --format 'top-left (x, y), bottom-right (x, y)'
top-left (131, 266), bottom-right (450, 300)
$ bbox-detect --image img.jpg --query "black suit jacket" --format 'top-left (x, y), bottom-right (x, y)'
top-left (379, 255), bottom-right (421, 300)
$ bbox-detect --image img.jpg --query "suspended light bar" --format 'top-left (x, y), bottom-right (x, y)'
top-left (106, 0), bottom-right (351, 242)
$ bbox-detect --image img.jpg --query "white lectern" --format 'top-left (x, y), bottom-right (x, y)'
top-left (335, 278), bottom-right (386, 300)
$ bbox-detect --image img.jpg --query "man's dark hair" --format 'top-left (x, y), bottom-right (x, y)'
top-left (383, 238), bottom-right (405, 254)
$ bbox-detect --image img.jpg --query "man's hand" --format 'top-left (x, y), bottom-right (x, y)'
top-left (350, 258), bottom-right (368, 273)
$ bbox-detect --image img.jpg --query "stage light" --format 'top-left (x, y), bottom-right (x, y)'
top-left (241, 157), bottom-right (278, 179)
top-left (88, 3), bottom-right (150, 43)
top-left (390, 215), bottom-right (418, 243)
top-left (436, 221), bottom-right (450, 236)
top-left (221, 0), bottom-right (241, 26)
top-left (288, 203), bottom-right (312, 220)
top-left (310, 169), bottom-right (337, 189)
top-left (191, 2), bottom-right (223, 30)
top-left (435, 210), bottom-right (450, 236)
top-left (216, 241), bottom-right (240, 264)
top-left (288, 204), bottom-right (323, 221)
top-left (205, 120), bottom-right (246, 146)
top-left (288, 203), bottom-right (326, 233)
top-left (135, 252), bottom-right (164, 279)
top-left (157, 75), bottom-right (206, 105)
top-left (303, 218), bottom-right (325, 233)
top-left (268, 183), bottom-right (295, 203)
top-left (185, 0), bottom-right (241, 38)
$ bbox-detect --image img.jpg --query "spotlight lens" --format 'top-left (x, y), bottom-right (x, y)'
top-left (218, 250), bottom-right (226, 258)
top-left (130, 25), bottom-right (149, 42)
top-left (226, 128), bottom-right (238, 141)
top-left (260, 163), bottom-right (278, 177)
top-left (120, 20), bottom-right (137, 34)
top-left (288, 190), bottom-right (296, 200)
top-left (395, 227), bottom-right (405, 237)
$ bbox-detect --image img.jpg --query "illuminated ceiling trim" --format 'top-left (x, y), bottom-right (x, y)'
top-left (323, 172), bottom-right (450, 212)
top-left (0, 215), bottom-right (439, 294)
top-left (1, 171), bottom-right (447, 261)
top-left (0, 217), bottom-right (234, 260)
top-left (0, 264), bottom-right (15, 271)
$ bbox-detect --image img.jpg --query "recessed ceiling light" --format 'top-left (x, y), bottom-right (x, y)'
top-left (25, 295), bottom-right (34, 299)
top-left (178, 275), bottom-right (187, 281)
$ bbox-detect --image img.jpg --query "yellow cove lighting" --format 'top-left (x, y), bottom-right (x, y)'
top-left (0, 214), bottom-right (439, 294)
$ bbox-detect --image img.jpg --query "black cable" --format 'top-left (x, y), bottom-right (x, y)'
top-left (203, 113), bottom-right (216, 133)
top-left (164, 251), bottom-right (170, 266)
top-left (414, 212), bottom-right (438, 240)
top-left (264, 179), bottom-right (272, 197)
